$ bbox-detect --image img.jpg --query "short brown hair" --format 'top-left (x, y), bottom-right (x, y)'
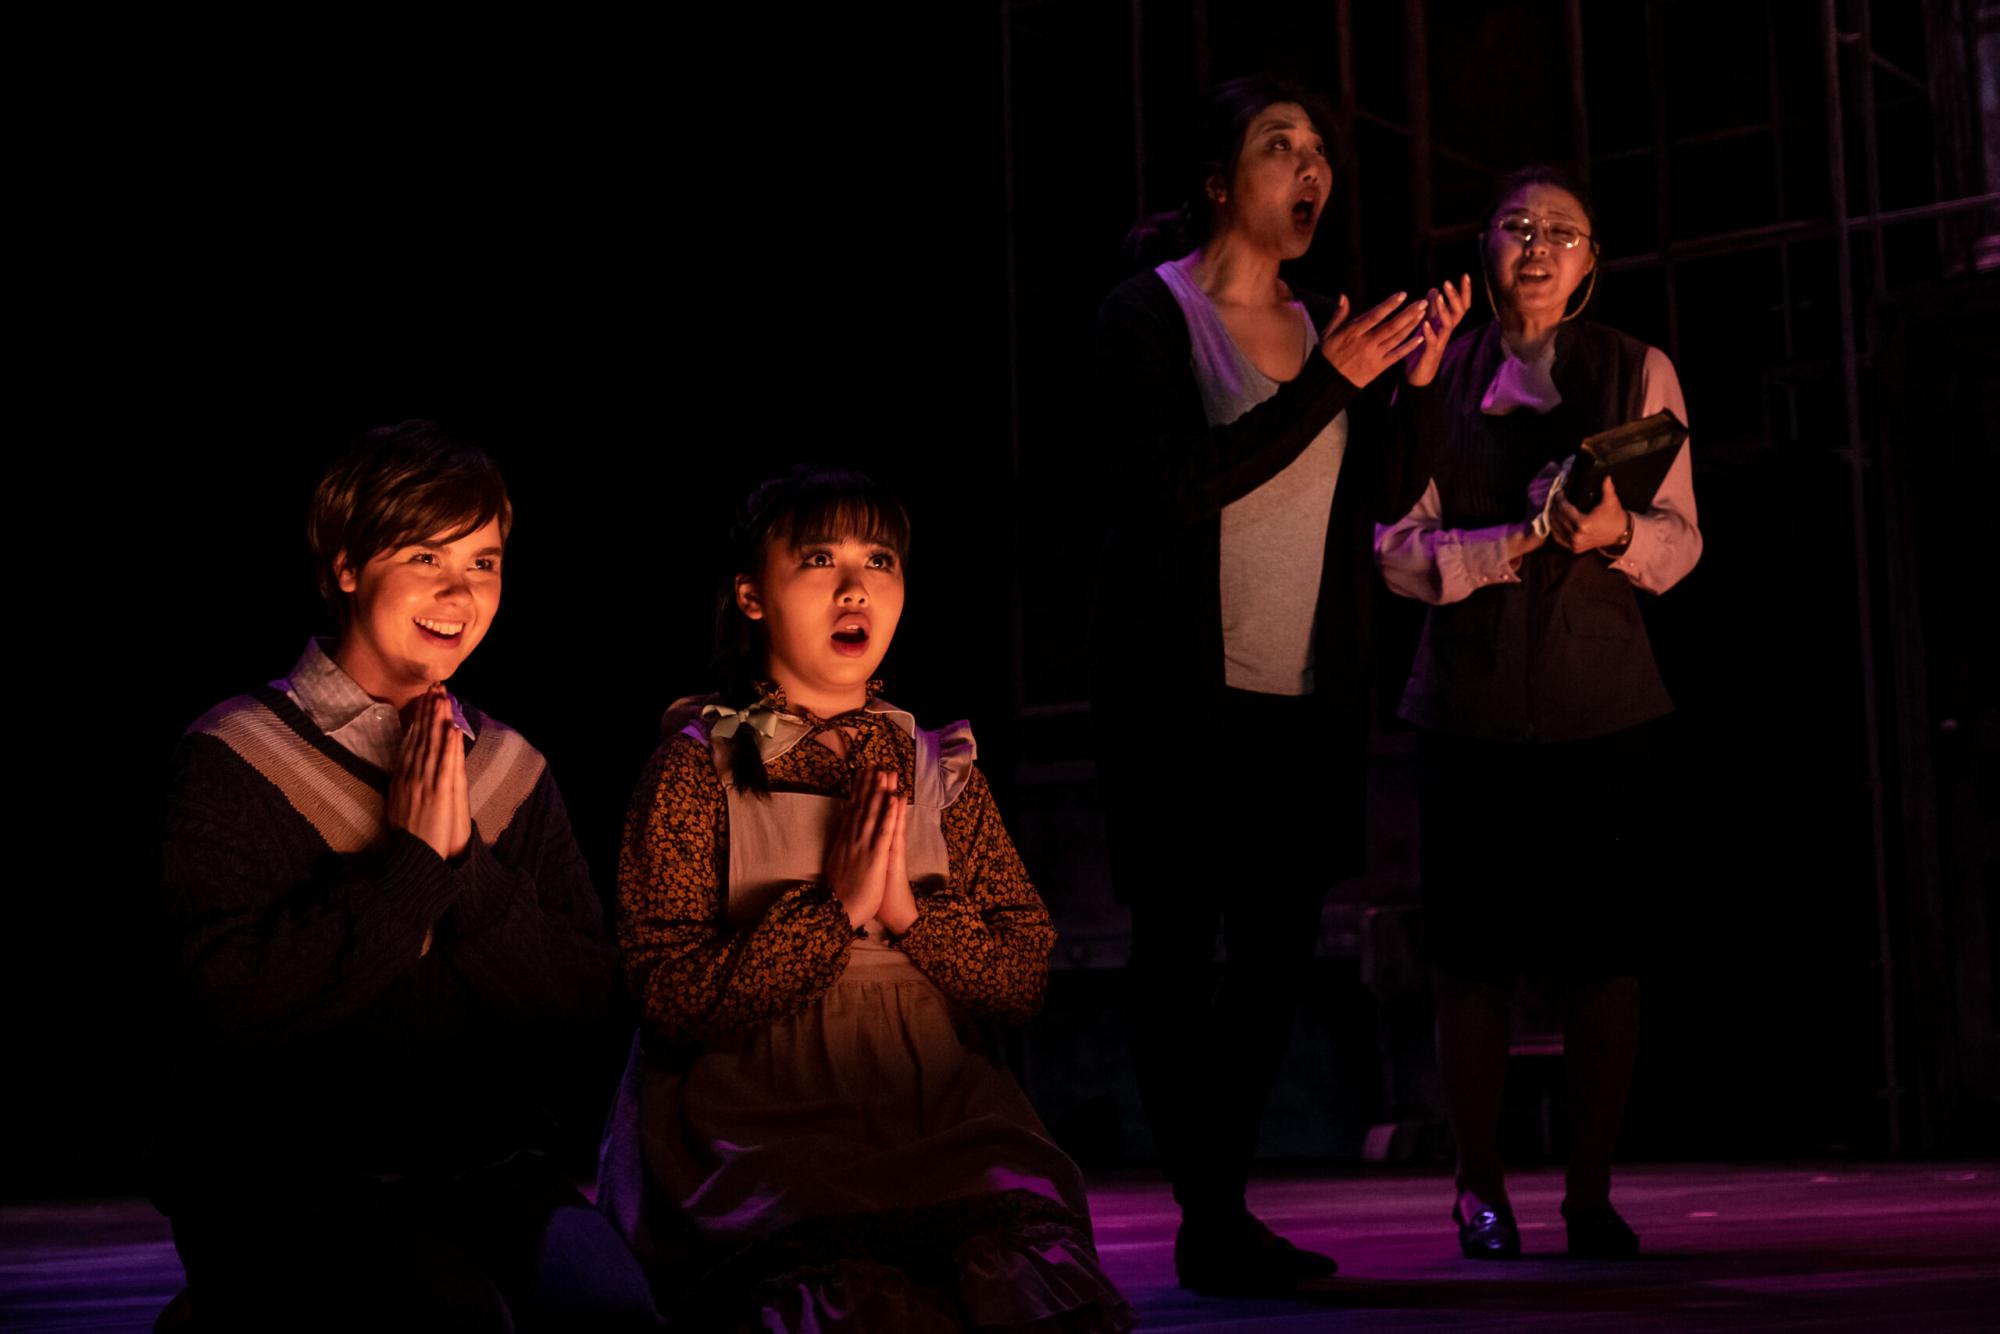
top-left (308, 420), bottom-right (513, 628)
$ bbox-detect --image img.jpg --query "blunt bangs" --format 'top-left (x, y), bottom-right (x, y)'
top-left (743, 468), bottom-right (911, 570)
top-left (767, 493), bottom-right (911, 563)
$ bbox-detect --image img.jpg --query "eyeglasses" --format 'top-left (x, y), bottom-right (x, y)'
top-left (1491, 213), bottom-right (1593, 250)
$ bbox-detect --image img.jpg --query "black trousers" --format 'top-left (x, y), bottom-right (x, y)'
top-left (168, 1151), bottom-right (658, 1332)
top-left (1106, 687), bottom-right (1356, 1216)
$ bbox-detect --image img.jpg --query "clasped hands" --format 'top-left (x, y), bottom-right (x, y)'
top-left (824, 767), bottom-right (918, 935)
top-left (386, 683), bottom-right (472, 861)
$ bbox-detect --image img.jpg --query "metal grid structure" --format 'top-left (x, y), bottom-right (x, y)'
top-left (997, 0), bottom-right (1999, 1152)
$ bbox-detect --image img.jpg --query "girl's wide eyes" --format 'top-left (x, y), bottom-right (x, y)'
top-left (799, 548), bottom-right (897, 570)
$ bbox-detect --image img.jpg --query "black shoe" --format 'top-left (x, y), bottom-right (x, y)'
top-left (1174, 1209), bottom-right (1339, 1296)
top-left (1562, 1201), bottom-right (1640, 1258)
top-left (1453, 1195), bottom-right (1521, 1260)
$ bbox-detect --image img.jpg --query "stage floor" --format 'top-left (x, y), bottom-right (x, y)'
top-left (4, 1162), bottom-right (1995, 1331)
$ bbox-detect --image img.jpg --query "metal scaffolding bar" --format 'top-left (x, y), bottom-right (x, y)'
top-left (1130, 0), bottom-right (1147, 219)
top-left (1335, 0), bottom-right (1365, 292)
top-left (1351, 107), bottom-right (1493, 175)
top-left (1821, 0), bottom-right (1902, 1157)
top-left (1596, 191), bottom-right (2000, 270)
top-left (1855, 0), bottom-right (1890, 302)
top-left (1405, 0), bottom-right (1434, 279)
top-left (1768, 0), bottom-right (1800, 443)
top-left (1869, 48), bottom-right (1929, 91)
top-left (1596, 123), bottom-right (1774, 162)
top-left (1000, 0), bottom-right (1027, 726)
top-left (1647, 0), bottom-right (1682, 362)
top-left (1837, 26), bottom-right (1933, 92)
top-left (1566, 0), bottom-right (1590, 173)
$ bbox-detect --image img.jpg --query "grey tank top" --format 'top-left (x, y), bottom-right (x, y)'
top-left (1155, 255), bottom-right (1345, 695)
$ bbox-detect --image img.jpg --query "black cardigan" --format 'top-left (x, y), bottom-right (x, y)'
top-left (1089, 268), bottom-right (1437, 882)
top-left (1090, 268), bottom-right (1436, 725)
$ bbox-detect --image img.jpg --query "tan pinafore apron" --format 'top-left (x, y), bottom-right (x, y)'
top-left (597, 701), bottom-right (1099, 1316)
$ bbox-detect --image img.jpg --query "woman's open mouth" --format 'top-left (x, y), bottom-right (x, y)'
top-left (413, 616), bottom-right (466, 646)
top-left (831, 623), bottom-right (871, 657)
top-left (1292, 198), bottom-right (1317, 230)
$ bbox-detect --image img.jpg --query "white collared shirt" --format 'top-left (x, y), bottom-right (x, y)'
top-left (275, 637), bottom-right (473, 771)
top-left (1479, 336), bottom-right (1561, 415)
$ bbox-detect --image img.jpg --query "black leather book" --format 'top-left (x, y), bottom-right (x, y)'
top-left (1562, 409), bottom-right (1687, 511)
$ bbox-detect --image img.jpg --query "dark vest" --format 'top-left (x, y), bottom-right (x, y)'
top-left (1398, 320), bottom-right (1674, 742)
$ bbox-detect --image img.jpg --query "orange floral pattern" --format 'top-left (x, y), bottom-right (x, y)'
top-left (618, 707), bottom-right (1055, 1042)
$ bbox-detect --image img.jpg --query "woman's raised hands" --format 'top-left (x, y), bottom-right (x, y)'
top-left (1403, 274), bottom-right (1473, 387)
top-left (1318, 291), bottom-right (1431, 387)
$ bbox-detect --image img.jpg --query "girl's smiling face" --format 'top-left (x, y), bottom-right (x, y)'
top-left (736, 532), bottom-right (904, 717)
top-left (333, 516), bottom-right (504, 708)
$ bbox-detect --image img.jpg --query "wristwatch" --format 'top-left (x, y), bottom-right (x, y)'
top-left (1601, 511), bottom-right (1635, 559)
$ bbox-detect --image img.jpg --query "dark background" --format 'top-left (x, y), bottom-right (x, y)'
top-left (10, 2), bottom-right (1995, 1196)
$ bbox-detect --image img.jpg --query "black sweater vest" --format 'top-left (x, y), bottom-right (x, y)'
top-left (1399, 321), bottom-right (1674, 742)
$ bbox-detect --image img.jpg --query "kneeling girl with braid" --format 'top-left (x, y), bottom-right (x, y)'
top-left (599, 466), bottom-right (1133, 1332)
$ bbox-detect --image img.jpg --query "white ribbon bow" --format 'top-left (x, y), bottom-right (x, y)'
top-left (702, 701), bottom-right (783, 742)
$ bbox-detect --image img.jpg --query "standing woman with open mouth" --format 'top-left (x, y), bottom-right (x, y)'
top-left (1375, 164), bottom-right (1702, 1262)
top-left (1094, 73), bottom-right (1468, 1296)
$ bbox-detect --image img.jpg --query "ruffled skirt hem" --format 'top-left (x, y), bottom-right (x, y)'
top-left (744, 1219), bottom-right (1136, 1333)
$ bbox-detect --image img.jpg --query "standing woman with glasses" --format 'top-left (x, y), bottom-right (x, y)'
top-left (1375, 164), bottom-right (1701, 1261)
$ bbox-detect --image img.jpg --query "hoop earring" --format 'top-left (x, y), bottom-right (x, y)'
top-left (1561, 262), bottom-right (1598, 323)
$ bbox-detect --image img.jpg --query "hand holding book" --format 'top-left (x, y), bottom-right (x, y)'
top-left (1547, 476), bottom-right (1630, 554)
top-left (1532, 409), bottom-right (1689, 553)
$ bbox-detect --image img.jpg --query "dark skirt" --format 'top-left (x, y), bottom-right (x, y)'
top-left (1419, 721), bottom-right (1663, 986)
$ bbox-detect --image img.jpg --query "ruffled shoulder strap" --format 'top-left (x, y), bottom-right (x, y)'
top-left (861, 697), bottom-right (976, 807)
top-left (931, 718), bottom-right (978, 808)
top-left (662, 692), bottom-right (719, 743)
top-left (916, 716), bottom-right (978, 809)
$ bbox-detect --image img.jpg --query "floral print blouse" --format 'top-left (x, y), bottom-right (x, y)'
top-left (618, 701), bottom-right (1057, 1044)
